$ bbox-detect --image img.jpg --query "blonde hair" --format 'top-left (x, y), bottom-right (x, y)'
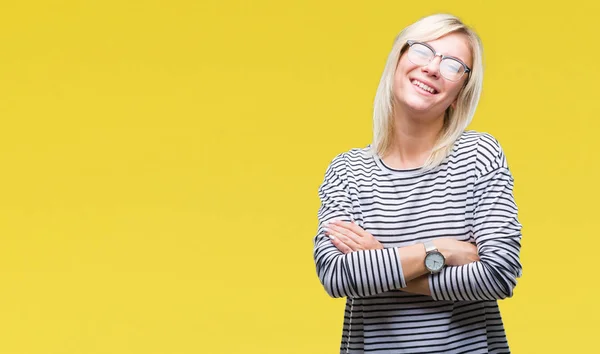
top-left (370, 13), bottom-right (484, 170)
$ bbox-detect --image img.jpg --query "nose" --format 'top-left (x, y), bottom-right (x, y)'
top-left (421, 55), bottom-right (442, 78)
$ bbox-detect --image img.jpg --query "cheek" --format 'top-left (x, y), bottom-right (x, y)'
top-left (393, 65), bottom-right (405, 85)
top-left (444, 84), bottom-right (464, 103)
top-left (393, 66), bottom-right (417, 95)
top-left (392, 70), bottom-right (407, 97)
top-left (394, 57), bottom-right (417, 82)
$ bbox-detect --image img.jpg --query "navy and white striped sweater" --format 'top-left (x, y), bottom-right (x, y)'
top-left (313, 130), bottom-right (523, 353)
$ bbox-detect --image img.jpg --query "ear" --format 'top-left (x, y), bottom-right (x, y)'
top-left (451, 100), bottom-right (457, 110)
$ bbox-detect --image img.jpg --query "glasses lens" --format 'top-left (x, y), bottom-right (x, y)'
top-left (440, 59), bottom-right (466, 81)
top-left (407, 43), bottom-right (433, 66)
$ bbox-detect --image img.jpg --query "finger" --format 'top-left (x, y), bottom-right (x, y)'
top-left (328, 224), bottom-right (362, 245)
top-left (327, 234), bottom-right (353, 254)
top-left (332, 220), bottom-right (371, 238)
top-left (325, 227), bottom-right (362, 251)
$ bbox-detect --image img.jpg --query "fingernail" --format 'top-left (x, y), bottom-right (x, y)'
top-left (329, 235), bottom-right (335, 240)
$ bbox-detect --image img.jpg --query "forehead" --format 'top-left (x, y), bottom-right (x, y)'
top-left (425, 33), bottom-right (472, 66)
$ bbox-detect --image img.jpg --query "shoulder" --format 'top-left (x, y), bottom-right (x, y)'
top-left (442, 130), bottom-right (495, 170)
top-left (326, 144), bottom-right (374, 173)
top-left (451, 130), bottom-right (496, 151)
top-left (464, 130), bottom-right (510, 178)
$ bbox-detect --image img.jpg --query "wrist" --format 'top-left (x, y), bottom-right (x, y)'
top-left (424, 240), bottom-right (446, 274)
top-left (432, 239), bottom-right (450, 262)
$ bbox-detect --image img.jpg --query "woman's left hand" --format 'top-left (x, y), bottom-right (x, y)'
top-left (324, 220), bottom-right (383, 253)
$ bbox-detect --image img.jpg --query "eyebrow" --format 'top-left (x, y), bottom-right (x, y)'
top-left (423, 41), bottom-right (469, 66)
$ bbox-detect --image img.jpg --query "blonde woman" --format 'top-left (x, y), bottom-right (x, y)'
top-left (313, 14), bottom-right (522, 353)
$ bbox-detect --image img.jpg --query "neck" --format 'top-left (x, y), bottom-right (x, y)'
top-left (383, 106), bottom-right (445, 169)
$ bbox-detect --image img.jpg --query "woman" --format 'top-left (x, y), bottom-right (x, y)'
top-left (313, 14), bottom-right (523, 353)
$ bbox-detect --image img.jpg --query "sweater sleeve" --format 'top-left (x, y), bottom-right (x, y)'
top-left (313, 153), bottom-right (407, 298)
top-left (428, 134), bottom-right (523, 301)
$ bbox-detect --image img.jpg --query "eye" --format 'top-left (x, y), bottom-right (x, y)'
top-left (443, 59), bottom-right (463, 73)
top-left (412, 44), bottom-right (432, 58)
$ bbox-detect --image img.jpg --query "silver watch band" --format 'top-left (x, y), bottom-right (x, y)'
top-left (423, 240), bottom-right (437, 253)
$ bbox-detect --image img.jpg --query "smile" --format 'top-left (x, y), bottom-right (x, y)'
top-left (411, 79), bottom-right (438, 94)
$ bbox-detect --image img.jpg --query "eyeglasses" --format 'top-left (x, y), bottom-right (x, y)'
top-left (405, 40), bottom-right (471, 82)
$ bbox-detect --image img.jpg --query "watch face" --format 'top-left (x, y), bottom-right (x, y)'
top-left (425, 252), bottom-right (445, 272)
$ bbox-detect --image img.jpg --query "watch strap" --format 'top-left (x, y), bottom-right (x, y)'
top-left (423, 240), bottom-right (437, 253)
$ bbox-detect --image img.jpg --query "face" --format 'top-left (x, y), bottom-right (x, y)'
top-left (425, 252), bottom-right (445, 272)
top-left (393, 32), bottom-right (472, 120)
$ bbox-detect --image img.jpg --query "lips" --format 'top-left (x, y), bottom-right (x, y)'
top-left (410, 79), bottom-right (439, 94)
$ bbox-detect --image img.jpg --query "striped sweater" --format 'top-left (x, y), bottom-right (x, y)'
top-left (313, 130), bottom-right (523, 353)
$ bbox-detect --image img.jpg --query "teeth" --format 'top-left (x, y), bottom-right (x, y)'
top-left (411, 79), bottom-right (436, 94)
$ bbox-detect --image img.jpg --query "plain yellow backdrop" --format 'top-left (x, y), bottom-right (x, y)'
top-left (0, 0), bottom-right (597, 353)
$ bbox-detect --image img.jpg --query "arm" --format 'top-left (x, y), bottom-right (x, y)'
top-left (428, 136), bottom-right (523, 301)
top-left (313, 154), bottom-right (431, 298)
top-left (401, 275), bottom-right (431, 296)
top-left (325, 222), bottom-right (481, 297)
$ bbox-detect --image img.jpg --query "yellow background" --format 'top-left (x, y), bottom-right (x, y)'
top-left (0, 0), bottom-right (597, 353)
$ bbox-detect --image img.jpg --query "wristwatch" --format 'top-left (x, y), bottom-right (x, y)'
top-left (423, 240), bottom-right (445, 274)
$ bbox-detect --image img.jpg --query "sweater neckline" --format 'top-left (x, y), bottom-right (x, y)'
top-left (371, 149), bottom-right (427, 178)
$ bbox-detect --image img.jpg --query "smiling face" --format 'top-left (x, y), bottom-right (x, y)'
top-left (393, 32), bottom-right (473, 121)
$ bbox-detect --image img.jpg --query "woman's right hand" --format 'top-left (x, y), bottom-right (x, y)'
top-left (433, 238), bottom-right (480, 266)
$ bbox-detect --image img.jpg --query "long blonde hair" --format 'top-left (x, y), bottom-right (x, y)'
top-left (370, 13), bottom-right (484, 170)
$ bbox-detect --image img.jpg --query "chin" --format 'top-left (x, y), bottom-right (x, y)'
top-left (402, 94), bottom-right (435, 112)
